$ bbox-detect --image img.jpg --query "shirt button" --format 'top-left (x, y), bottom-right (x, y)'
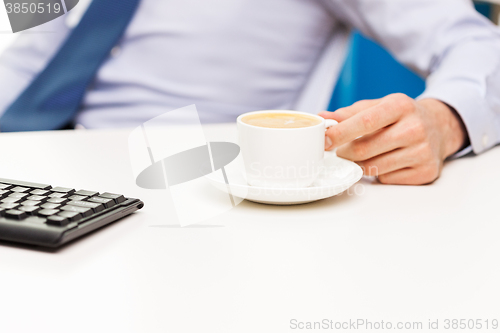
top-left (110, 46), bottom-right (122, 57)
top-left (482, 134), bottom-right (488, 148)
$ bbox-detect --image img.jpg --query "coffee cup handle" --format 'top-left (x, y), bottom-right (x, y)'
top-left (324, 119), bottom-right (338, 152)
top-left (324, 119), bottom-right (338, 129)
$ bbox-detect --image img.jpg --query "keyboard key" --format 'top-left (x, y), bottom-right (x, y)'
top-left (30, 189), bottom-right (50, 196)
top-left (47, 197), bottom-right (69, 205)
top-left (0, 184), bottom-right (13, 190)
top-left (58, 211), bottom-right (83, 222)
top-left (75, 190), bottom-right (99, 197)
top-left (68, 200), bottom-right (104, 213)
top-left (5, 209), bottom-right (27, 220)
top-left (89, 196), bottom-right (116, 208)
top-left (68, 195), bottom-right (87, 201)
top-left (0, 203), bottom-right (19, 209)
top-left (100, 193), bottom-right (126, 204)
top-left (61, 205), bottom-right (92, 217)
top-left (49, 192), bottom-right (70, 199)
top-left (0, 190), bottom-right (11, 198)
top-left (24, 216), bottom-right (47, 224)
top-left (51, 187), bottom-right (75, 194)
top-left (0, 178), bottom-right (51, 190)
top-left (21, 200), bottom-right (41, 206)
top-left (11, 186), bottom-right (30, 193)
top-left (2, 197), bottom-right (21, 204)
top-left (41, 203), bottom-right (61, 210)
top-left (8, 192), bottom-right (29, 199)
top-left (37, 209), bottom-right (60, 217)
top-left (18, 205), bottom-right (41, 215)
top-left (46, 215), bottom-right (69, 227)
top-left (27, 195), bottom-right (48, 202)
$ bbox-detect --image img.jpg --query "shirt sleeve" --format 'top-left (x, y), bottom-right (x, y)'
top-left (323, 0), bottom-right (500, 154)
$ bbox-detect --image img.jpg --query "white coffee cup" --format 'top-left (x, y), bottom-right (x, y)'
top-left (237, 110), bottom-right (337, 188)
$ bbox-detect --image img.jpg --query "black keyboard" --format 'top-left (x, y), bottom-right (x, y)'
top-left (0, 178), bottom-right (144, 248)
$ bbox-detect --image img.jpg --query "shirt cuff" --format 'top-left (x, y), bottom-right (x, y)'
top-left (447, 145), bottom-right (473, 160)
top-left (417, 80), bottom-right (499, 155)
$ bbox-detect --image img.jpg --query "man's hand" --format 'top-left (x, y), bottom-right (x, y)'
top-left (319, 94), bottom-right (468, 185)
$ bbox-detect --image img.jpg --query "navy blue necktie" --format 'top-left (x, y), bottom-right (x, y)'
top-left (0, 0), bottom-right (141, 132)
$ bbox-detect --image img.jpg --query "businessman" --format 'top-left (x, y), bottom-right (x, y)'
top-left (0, 0), bottom-right (499, 185)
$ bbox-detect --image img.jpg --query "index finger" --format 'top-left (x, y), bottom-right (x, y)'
top-left (325, 101), bottom-right (404, 149)
top-left (319, 98), bottom-right (381, 122)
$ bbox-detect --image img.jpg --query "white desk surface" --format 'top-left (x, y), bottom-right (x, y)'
top-left (0, 124), bottom-right (499, 333)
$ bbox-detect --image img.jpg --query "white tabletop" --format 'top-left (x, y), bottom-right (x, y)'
top-left (0, 124), bottom-right (499, 333)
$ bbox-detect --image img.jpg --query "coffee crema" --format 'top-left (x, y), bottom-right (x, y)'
top-left (242, 113), bottom-right (322, 129)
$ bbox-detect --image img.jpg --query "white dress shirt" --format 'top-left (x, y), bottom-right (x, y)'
top-left (0, 0), bottom-right (499, 155)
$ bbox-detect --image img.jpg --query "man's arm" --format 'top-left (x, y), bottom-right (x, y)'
top-left (321, 0), bottom-right (500, 184)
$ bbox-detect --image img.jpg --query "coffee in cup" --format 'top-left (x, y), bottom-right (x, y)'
top-left (241, 112), bottom-right (322, 129)
top-left (237, 110), bottom-right (337, 188)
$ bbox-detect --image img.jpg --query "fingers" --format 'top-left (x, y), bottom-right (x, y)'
top-left (319, 94), bottom-right (448, 185)
top-left (377, 168), bottom-right (417, 185)
top-left (326, 102), bottom-right (406, 149)
top-left (323, 94), bottom-right (416, 150)
top-left (320, 94), bottom-right (445, 185)
top-left (318, 99), bottom-right (381, 122)
top-left (377, 166), bottom-right (440, 185)
top-left (353, 147), bottom-right (417, 176)
top-left (336, 122), bottom-right (413, 161)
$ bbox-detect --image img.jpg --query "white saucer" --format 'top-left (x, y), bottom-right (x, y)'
top-left (205, 152), bottom-right (363, 205)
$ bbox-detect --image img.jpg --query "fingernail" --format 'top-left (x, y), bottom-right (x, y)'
top-left (325, 136), bottom-right (333, 150)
